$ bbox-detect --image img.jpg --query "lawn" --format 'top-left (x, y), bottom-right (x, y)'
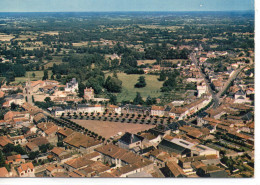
top-left (105, 72), bottom-right (163, 102)
top-left (12, 70), bottom-right (52, 84)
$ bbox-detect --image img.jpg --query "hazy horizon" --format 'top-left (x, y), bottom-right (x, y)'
top-left (0, 0), bottom-right (254, 12)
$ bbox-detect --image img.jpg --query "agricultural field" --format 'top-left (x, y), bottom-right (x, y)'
top-left (105, 72), bottom-right (163, 102)
top-left (0, 33), bottom-right (14, 41)
top-left (137, 24), bottom-right (182, 31)
top-left (137, 60), bottom-right (156, 66)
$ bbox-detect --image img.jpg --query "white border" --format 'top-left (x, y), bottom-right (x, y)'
top-left (0, 1), bottom-right (258, 185)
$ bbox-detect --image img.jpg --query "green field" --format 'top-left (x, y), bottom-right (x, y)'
top-left (105, 72), bottom-right (163, 102)
top-left (12, 70), bottom-right (52, 84)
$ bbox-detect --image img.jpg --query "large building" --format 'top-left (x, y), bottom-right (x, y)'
top-left (65, 78), bottom-right (78, 93)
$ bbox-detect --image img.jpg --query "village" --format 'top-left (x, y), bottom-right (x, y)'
top-left (0, 44), bottom-right (254, 178)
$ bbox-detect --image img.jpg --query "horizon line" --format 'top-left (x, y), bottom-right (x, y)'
top-left (0, 10), bottom-right (254, 13)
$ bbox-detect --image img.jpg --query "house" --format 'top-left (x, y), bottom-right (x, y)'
top-left (45, 164), bottom-right (66, 177)
top-left (140, 132), bottom-right (162, 146)
top-left (160, 161), bottom-right (186, 177)
top-left (65, 78), bottom-right (78, 93)
top-left (9, 135), bottom-right (28, 146)
top-left (84, 87), bottom-right (95, 100)
top-left (151, 106), bottom-right (165, 117)
top-left (0, 167), bottom-right (11, 177)
top-left (33, 113), bottom-right (47, 124)
top-left (0, 136), bottom-right (13, 149)
top-left (63, 132), bottom-right (103, 154)
top-left (197, 81), bottom-right (208, 97)
top-left (3, 94), bottom-right (25, 107)
top-left (37, 122), bottom-right (59, 144)
top-left (57, 127), bottom-right (74, 141)
top-left (4, 111), bottom-right (31, 127)
top-left (121, 104), bottom-right (150, 116)
top-left (51, 107), bottom-right (65, 117)
top-left (107, 105), bottom-right (122, 114)
top-left (178, 155), bottom-right (220, 175)
top-left (64, 156), bottom-right (95, 172)
top-left (25, 137), bottom-right (49, 152)
top-left (72, 161), bottom-right (110, 177)
top-left (26, 80), bottom-right (45, 93)
top-left (6, 154), bottom-right (25, 165)
top-left (17, 162), bottom-right (35, 177)
top-left (95, 144), bottom-right (153, 169)
top-left (50, 147), bottom-right (72, 163)
top-left (76, 104), bottom-right (104, 114)
top-left (118, 132), bottom-right (144, 150)
top-left (167, 121), bottom-right (189, 134)
top-left (169, 107), bottom-right (188, 120)
top-left (234, 89), bottom-right (251, 104)
top-left (197, 165), bottom-right (228, 178)
top-left (148, 149), bottom-right (177, 168)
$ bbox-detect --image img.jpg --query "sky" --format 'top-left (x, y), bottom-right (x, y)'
top-left (0, 0), bottom-right (254, 12)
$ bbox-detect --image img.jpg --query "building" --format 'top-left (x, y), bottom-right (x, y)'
top-left (107, 105), bottom-right (121, 114)
top-left (158, 138), bottom-right (194, 158)
top-left (0, 167), bottom-right (11, 177)
top-left (63, 132), bottom-right (103, 154)
top-left (84, 87), bottom-right (94, 100)
top-left (121, 104), bottom-right (150, 116)
top-left (191, 145), bottom-right (219, 157)
top-left (17, 162), bottom-right (35, 177)
top-left (65, 78), bottom-right (78, 93)
top-left (197, 81), bottom-right (208, 98)
top-left (118, 132), bottom-right (144, 150)
top-left (50, 147), bottom-right (72, 163)
top-left (151, 106), bottom-right (165, 117)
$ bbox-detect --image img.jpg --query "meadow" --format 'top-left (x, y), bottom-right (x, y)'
top-left (105, 72), bottom-right (163, 102)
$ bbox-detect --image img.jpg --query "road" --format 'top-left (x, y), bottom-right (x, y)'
top-left (216, 67), bottom-right (244, 98)
top-left (189, 53), bottom-right (220, 108)
top-left (190, 52), bottom-right (247, 109)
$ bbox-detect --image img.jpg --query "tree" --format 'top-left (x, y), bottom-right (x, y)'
top-left (78, 82), bottom-right (86, 98)
top-left (135, 76), bottom-right (146, 88)
top-left (133, 92), bottom-right (144, 105)
top-left (32, 73), bottom-right (36, 78)
top-left (0, 151), bottom-right (5, 167)
top-left (42, 70), bottom-right (48, 80)
top-left (44, 97), bottom-right (51, 103)
top-left (104, 76), bottom-right (122, 93)
top-left (158, 71), bottom-right (166, 81)
top-left (112, 71), bottom-right (118, 78)
top-left (10, 102), bottom-right (18, 110)
top-left (109, 94), bottom-right (117, 105)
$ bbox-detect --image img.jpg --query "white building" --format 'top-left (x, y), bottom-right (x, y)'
top-left (197, 81), bottom-right (208, 98)
top-left (17, 162), bottom-right (35, 177)
top-left (65, 78), bottom-right (78, 93)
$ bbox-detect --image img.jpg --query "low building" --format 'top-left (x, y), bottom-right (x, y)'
top-left (0, 167), bottom-right (11, 177)
top-left (65, 78), bottom-right (78, 93)
top-left (151, 106), bottom-right (165, 117)
top-left (118, 132), bottom-right (144, 150)
top-left (17, 162), bottom-right (35, 177)
top-left (63, 132), bottom-right (103, 154)
top-left (84, 87), bottom-right (95, 100)
top-left (197, 165), bottom-right (228, 178)
top-left (158, 139), bottom-right (194, 158)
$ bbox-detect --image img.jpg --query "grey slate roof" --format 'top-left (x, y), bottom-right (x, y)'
top-left (119, 132), bottom-right (144, 145)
